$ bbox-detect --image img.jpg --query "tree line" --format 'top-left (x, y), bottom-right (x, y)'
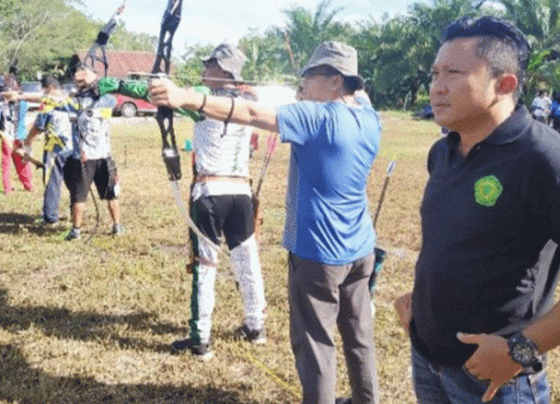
top-left (0, 0), bottom-right (157, 81)
top-left (180, 0), bottom-right (560, 108)
top-left (1, 0), bottom-right (559, 109)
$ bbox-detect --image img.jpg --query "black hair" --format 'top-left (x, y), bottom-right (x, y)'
top-left (40, 75), bottom-right (60, 90)
top-left (343, 77), bottom-right (361, 94)
top-left (442, 16), bottom-right (530, 100)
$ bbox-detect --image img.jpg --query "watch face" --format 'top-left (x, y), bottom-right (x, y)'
top-left (512, 344), bottom-right (535, 366)
top-left (508, 333), bottom-right (541, 368)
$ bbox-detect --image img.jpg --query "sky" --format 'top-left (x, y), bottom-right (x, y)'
top-left (76, 0), bottom-right (426, 49)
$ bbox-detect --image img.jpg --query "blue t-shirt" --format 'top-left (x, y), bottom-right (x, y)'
top-left (276, 98), bottom-right (381, 265)
top-left (15, 101), bottom-right (28, 141)
top-left (551, 100), bottom-right (560, 117)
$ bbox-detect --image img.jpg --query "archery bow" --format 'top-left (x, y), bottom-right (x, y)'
top-left (254, 134), bottom-right (278, 199)
top-left (252, 133), bottom-right (278, 238)
top-left (369, 160), bottom-right (396, 296)
top-left (152, 0), bottom-right (219, 250)
top-left (83, 0), bottom-right (127, 76)
top-left (373, 160), bottom-right (396, 226)
top-left (77, 0), bottom-right (126, 242)
top-left (13, 148), bottom-right (45, 169)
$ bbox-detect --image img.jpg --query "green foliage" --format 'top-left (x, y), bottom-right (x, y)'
top-left (498, 0), bottom-right (560, 49)
top-left (350, 0), bottom-right (559, 109)
top-left (2, 0), bottom-right (559, 108)
top-left (522, 49), bottom-right (560, 103)
top-left (0, 0), bottom-right (96, 79)
top-left (352, 0), bottom-right (481, 109)
top-left (175, 43), bottom-right (215, 86)
top-left (174, 0), bottom-right (352, 87)
top-left (239, 29), bottom-right (298, 85)
top-left (495, 0), bottom-right (560, 100)
top-left (0, 0), bottom-right (157, 81)
top-left (282, 0), bottom-right (353, 73)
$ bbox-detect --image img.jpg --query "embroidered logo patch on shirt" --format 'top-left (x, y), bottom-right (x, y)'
top-left (474, 175), bottom-right (503, 207)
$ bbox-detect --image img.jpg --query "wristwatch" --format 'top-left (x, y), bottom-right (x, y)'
top-left (507, 333), bottom-right (543, 372)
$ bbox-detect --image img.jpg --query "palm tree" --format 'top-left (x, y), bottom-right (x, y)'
top-left (496, 0), bottom-right (560, 98)
top-left (239, 29), bottom-right (295, 84)
top-left (281, 0), bottom-right (350, 72)
top-left (354, 0), bottom-right (477, 108)
top-left (497, 0), bottom-right (560, 49)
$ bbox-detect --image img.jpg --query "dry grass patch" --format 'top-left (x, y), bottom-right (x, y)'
top-left (0, 111), bottom-right (558, 403)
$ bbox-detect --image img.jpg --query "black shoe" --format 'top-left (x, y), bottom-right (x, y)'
top-left (111, 223), bottom-right (125, 236)
top-left (234, 324), bottom-right (267, 344)
top-left (65, 227), bottom-right (81, 240)
top-left (335, 398), bottom-right (351, 404)
top-left (171, 338), bottom-right (213, 361)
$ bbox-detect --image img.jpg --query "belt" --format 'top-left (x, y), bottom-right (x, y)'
top-left (195, 174), bottom-right (250, 185)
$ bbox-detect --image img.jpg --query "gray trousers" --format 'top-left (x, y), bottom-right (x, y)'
top-left (288, 252), bottom-right (378, 404)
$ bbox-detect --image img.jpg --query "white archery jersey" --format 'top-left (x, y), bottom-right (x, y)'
top-left (192, 117), bottom-right (253, 200)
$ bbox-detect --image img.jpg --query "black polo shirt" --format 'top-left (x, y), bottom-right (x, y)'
top-left (410, 105), bottom-right (560, 367)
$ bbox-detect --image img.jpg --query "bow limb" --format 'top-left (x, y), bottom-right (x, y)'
top-left (254, 133), bottom-right (278, 199)
top-left (152, 0), bottom-right (220, 252)
top-left (82, 0), bottom-right (127, 75)
top-left (373, 160), bottom-right (396, 227)
top-left (152, 0), bottom-right (183, 163)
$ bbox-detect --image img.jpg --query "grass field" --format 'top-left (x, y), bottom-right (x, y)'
top-left (0, 112), bottom-right (558, 403)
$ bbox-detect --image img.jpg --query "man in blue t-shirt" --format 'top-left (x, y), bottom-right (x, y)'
top-left (551, 92), bottom-right (560, 132)
top-left (149, 40), bottom-right (381, 404)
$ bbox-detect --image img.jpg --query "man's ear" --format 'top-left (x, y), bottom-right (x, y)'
top-left (331, 74), bottom-right (345, 93)
top-left (496, 73), bottom-right (518, 96)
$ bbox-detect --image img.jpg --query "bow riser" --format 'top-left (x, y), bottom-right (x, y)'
top-left (152, 0), bottom-right (184, 181)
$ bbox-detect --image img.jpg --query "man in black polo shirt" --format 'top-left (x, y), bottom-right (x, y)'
top-left (395, 16), bottom-right (560, 404)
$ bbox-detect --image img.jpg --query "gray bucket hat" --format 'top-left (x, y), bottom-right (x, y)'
top-left (300, 41), bottom-right (364, 89)
top-left (202, 43), bottom-right (247, 81)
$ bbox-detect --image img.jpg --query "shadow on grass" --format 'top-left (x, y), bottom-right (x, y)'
top-left (0, 289), bottom-right (187, 354)
top-left (0, 212), bottom-right (65, 236)
top-left (0, 343), bottom-right (265, 404)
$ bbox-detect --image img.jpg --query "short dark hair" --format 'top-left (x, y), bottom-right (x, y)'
top-left (40, 75), bottom-right (60, 90)
top-left (342, 76), bottom-right (361, 94)
top-left (442, 16), bottom-right (530, 100)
